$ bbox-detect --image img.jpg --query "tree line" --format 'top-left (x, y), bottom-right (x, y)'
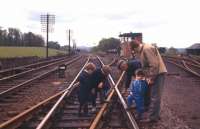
top-left (92, 37), bottom-right (120, 52)
top-left (0, 27), bottom-right (45, 47)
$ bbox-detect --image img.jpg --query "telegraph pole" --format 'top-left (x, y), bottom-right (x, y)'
top-left (72, 39), bottom-right (76, 51)
top-left (46, 14), bottom-right (49, 58)
top-left (67, 29), bottom-right (73, 56)
top-left (40, 13), bottom-right (55, 58)
top-left (69, 29), bottom-right (71, 56)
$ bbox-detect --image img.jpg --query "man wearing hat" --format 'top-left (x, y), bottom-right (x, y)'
top-left (130, 33), bottom-right (167, 122)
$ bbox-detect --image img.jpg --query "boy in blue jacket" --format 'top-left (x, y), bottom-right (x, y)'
top-left (127, 69), bottom-right (148, 120)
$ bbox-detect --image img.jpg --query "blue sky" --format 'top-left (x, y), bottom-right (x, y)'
top-left (0, 0), bottom-right (200, 48)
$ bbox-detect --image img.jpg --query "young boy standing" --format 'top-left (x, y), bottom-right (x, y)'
top-left (127, 69), bottom-right (148, 120)
top-left (77, 63), bottom-right (96, 116)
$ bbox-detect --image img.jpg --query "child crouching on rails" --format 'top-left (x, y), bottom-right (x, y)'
top-left (127, 69), bottom-right (148, 120)
top-left (77, 62), bottom-right (96, 116)
top-left (90, 65), bottom-right (111, 112)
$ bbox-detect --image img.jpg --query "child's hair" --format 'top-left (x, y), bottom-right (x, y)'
top-left (135, 68), bottom-right (145, 77)
top-left (117, 60), bottom-right (126, 70)
top-left (85, 62), bottom-right (96, 71)
top-left (102, 65), bottom-right (111, 75)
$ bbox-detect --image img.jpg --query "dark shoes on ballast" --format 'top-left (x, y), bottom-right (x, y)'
top-left (140, 117), bottom-right (161, 123)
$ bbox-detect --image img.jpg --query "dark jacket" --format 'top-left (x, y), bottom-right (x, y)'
top-left (78, 70), bottom-right (91, 104)
top-left (90, 68), bottom-right (106, 90)
top-left (125, 59), bottom-right (141, 88)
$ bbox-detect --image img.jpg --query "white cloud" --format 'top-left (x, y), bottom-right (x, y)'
top-left (0, 0), bottom-right (200, 48)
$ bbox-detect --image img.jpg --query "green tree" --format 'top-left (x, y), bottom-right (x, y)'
top-left (23, 32), bottom-right (44, 47)
top-left (48, 41), bottom-right (60, 49)
top-left (95, 37), bottom-right (120, 51)
top-left (167, 47), bottom-right (178, 55)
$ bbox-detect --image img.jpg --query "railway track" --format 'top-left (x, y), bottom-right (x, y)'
top-left (188, 55), bottom-right (200, 63)
top-left (0, 56), bottom-right (69, 79)
top-left (0, 55), bottom-right (139, 129)
top-left (34, 56), bottom-right (139, 129)
top-left (34, 57), bottom-right (113, 129)
top-left (163, 55), bottom-right (200, 78)
top-left (91, 56), bottom-right (138, 129)
top-left (0, 55), bottom-right (140, 129)
top-left (0, 57), bottom-right (91, 129)
top-left (0, 55), bottom-right (81, 96)
top-left (0, 55), bottom-right (87, 125)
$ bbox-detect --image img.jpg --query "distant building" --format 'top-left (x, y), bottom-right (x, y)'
top-left (186, 43), bottom-right (200, 55)
top-left (119, 32), bottom-right (142, 59)
top-left (158, 47), bottom-right (167, 54)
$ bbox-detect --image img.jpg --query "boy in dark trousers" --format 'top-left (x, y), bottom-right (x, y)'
top-left (127, 69), bottom-right (148, 120)
top-left (77, 63), bottom-right (96, 116)
top-left (90, 65), bottom-right (111, 112)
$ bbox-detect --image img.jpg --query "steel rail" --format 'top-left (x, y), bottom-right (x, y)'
top-left (0, 56), bottom-right (81, 97)
top-left (163, 55), bottom-right (200, 66)
top-left (108, 58), bottom-right (117, 66)
top-left (164, 56), bottom-right (200, 69)
top-left (0, 56), bottom-right (67, 75)
top-left (36, 57), bottom-right (90, 129)
top-left (0, 55), bottom-right (79, 82)
top-left (185, 61), bottom-right (200, 69)
top-left (166, 59), bottom-right (200, 78)
top-left (0, 82), bottom-right (79, 129)
top-left (89, 69), bottom-right (125, 129)
top-left (95, 56), bottom-right (139, 129)
top-left (182, 60), bottom-right (200, 77)
top-left (188, 55), bottom-right (200, 62)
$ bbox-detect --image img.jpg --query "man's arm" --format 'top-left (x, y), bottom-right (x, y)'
top-left (98, 82), bottom-right (104, 88)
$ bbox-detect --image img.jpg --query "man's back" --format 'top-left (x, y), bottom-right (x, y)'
top-left (139, 43), bottom-right (167, 77)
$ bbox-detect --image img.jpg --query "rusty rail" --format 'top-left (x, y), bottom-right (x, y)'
top-left (0, 56), bottom-right (67, 75)
top-left (182, 60), bottom-right (200, 77)
top-left (0, 55), bottom-right (79, 82)
top-left (92, 56), bottom-right (139, 129)
top-left (0, 82), bottom-right (79, 129)
top-left (165, 59), bottom-right (200, 78)
top-left (36, 57), bottom-right (90, 129)
top-left (0, 56), bottom-right (82, 97)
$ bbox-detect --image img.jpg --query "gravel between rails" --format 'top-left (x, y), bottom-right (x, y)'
top-left (0, 56), bottom-right (87, 124)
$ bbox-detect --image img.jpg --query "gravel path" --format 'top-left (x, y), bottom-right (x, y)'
top-left (141, 61), bottom-right (200, 129)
